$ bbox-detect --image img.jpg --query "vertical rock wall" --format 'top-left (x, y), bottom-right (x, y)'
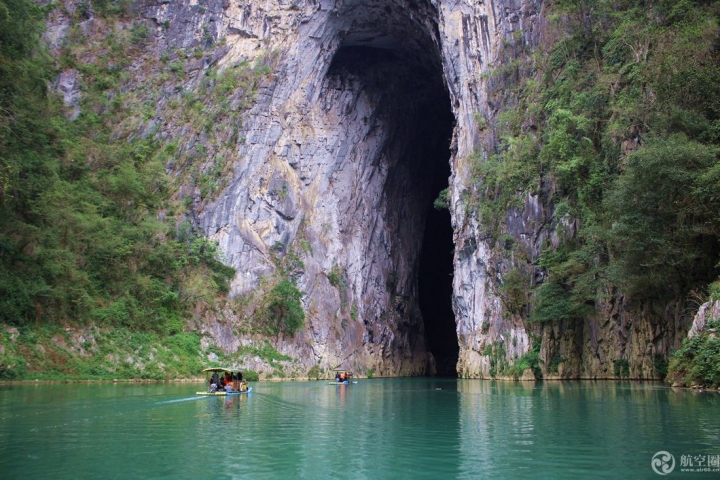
top-left (122, 0), bottom-right (689, 378)
top-left (140, 0), bottom-right (548, 376)
top-left (178, 0), bottom-right (463, 375)
top-left (438, 0), bottom-right (545, 377)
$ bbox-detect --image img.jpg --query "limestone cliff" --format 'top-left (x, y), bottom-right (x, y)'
top-left (47, 0), bottom-right (697, 379)
top-left (134, 0), bottom-right (546, 377)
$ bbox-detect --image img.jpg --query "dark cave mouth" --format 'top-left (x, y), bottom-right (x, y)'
top-left (419, 207), bottom-right (458, 376)
top-left (328, 16), bottom-right (459, 375)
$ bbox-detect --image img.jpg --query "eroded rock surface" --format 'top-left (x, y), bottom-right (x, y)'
top-left (46, 0), bottom-right (693, 378)
top-left (163, 0), bottom-right (542, 376)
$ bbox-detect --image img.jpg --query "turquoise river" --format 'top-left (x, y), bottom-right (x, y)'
top-left (0, 379), bottom-right (718, 479)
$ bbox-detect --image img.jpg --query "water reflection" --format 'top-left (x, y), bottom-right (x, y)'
top-left (0, 380), bottom-right (717, 478)
top-left (456, 380), bottom-right (720, 478)
top-left (336, 383), bottom-right (347, 405)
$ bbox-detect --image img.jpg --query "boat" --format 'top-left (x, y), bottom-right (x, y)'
top-left (196, 367), bottom-right (252, 396)
top-left (328, 368), bottom-right (357, 385)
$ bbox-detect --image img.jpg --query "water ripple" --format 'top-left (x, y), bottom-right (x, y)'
top-left (0, 380), bottom-right (717, 479)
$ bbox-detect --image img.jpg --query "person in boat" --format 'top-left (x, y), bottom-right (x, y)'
top-left (335, 371), bottom-right (342, 382)
top-left (224, 381), bottom-right (234, 393)
top-left (210, 378), bottom-right (218, 393)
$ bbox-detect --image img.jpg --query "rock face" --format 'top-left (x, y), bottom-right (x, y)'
top-left (140, 0), bottom-right (546, 376)
top-left (62, 0), bottom-right (689, 378)
top-left (137, 0), bottom-right (469, 375)
top-left (688, 301), bottom-right (720, 338)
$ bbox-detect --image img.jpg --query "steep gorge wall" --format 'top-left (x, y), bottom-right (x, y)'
top-left (134, 0), bottom-right (467, 375)
top-left (134, 0), bottom-right (544, 376)
top-left (131, 0), bottom-right (565, 377)
top-left (50, 0), bottom-right (692, 378)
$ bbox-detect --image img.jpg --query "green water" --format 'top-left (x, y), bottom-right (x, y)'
top-left (0, 379), bottom-right (717, 479)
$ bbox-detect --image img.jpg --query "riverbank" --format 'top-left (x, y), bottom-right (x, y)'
top-left (0, 323), bottom-right (299, 382)
top-left (3, 320), bottom-right (718, 389)
top-left (3, 376), bottom-right (717, 394)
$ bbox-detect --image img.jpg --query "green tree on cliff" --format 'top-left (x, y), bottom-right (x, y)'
top-left (0, 0), bottom-right (234, 331)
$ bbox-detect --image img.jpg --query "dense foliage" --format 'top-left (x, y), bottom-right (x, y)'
top-left (0, 0), bottom-right (234, 335)
top-left (667, 319), bottom-right (720, 388)
top-left (263, 279), bottom-right (305, 336)
top-left (0, 326), bottom-right (206, 380)
top-left (0, 0), bottom-right (303, 380)
top-left (472, 0), bottom-right (720, 322)
top-left (508, 341), bottom-right (542, 379)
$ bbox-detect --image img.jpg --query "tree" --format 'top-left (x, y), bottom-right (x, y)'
top-left (606, 134), bottom-right (720, 298)
top-left (265, 279), bottom-right (305, 336)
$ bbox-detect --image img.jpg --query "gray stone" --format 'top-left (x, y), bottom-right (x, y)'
top-left (688, 301), bottom-right (720, 338)
top-left (55, 69), bottom-right (81, 120)
top-left (41, 0), bottom-right (689, 380)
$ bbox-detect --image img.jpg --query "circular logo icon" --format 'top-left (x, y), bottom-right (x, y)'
top-left (651, 451), bottom-right (676, 475)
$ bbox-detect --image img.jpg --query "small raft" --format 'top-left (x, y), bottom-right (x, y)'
top-left (196, 367), bottom-right (252, 396)
top-left (328, 368), bottom-right (357, 385)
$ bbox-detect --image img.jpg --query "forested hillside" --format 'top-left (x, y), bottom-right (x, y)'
top-left (0, 0), bottom-right (240, 378)
top-left (473, 0), bottom-right (720, 384)
top-left (476, 0), bottom-right (720, 313)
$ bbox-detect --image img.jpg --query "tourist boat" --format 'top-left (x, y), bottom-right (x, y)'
top-left (328, 369), bottom-right (357, 385)
top-left (196, 367), bottom-right (252, 396)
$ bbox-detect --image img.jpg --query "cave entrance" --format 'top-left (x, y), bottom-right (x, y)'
top-left (418, 165), bottom-right (458, 377)
top-left (326, 0), bottom-right (457, 376)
